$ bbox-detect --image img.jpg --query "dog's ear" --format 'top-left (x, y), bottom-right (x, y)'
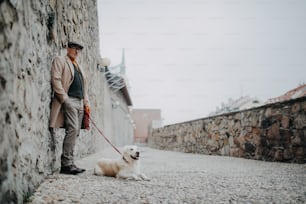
top-left (122, 145), bottom-right (129, 152)
top-left (131, 145), bottom-right (138, 151)
top-left (127, 146), bottom-right (135, 152)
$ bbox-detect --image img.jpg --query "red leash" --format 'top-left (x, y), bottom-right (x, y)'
top-left (88, 116), bottom-right (122, 156)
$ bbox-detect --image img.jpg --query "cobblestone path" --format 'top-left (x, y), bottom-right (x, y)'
top-left (29, 147), bottom-right (306, 204)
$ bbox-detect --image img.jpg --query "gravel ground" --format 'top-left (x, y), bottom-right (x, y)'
top-left (28, 146), bottom-right (306, 204)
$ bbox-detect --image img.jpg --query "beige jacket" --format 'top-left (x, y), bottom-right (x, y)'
top-left (49, 55), bottom-right (88, 128)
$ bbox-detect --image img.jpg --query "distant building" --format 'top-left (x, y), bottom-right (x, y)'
top-left (132, 109), bottom-right (162, 143)
top-left (266, 83), bottom-right (306, 104)
top-left (209, 96), bottom-right (264, 116)
top-left (102, 49), bottom-right (132, 105)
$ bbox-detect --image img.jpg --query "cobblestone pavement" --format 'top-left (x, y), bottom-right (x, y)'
top-left (29, 146), bottom-right (306, 204)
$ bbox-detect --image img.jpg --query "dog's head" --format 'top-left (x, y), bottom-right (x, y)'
top-left (122, 145), bottom-right (140, 163)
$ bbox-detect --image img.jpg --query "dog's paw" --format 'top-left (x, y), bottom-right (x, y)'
top-left (117, 174), bottom-right (140, 181)
top-left (140, 174), bottom-right (150, 181)
top-left (131, 175), bottom-right (142, 181)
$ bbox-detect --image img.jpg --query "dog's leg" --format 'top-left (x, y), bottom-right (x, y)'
top-left (117, 172), bottom-right (142, 181)
top-left (128, 175), bottom-right (142, 181)
top-left (139, 173), bottom-right (150, 181)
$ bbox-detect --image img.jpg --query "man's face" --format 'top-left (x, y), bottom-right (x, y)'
top-left (67, 47), bottom-right (81, 61)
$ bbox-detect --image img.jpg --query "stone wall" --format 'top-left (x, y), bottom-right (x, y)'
top-left (0, 0), bottom-right (133, 203)
top-left (149, 97), bottom-right (306, 164)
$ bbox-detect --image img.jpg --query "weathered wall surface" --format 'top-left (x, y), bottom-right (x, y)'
top-left (0, 0), bottom-right (133, 203)
top-left (149, 97), bottom-right (306, 164)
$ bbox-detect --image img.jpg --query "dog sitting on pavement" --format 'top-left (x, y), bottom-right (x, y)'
top-left (93, 145), bottom-right (150, 181)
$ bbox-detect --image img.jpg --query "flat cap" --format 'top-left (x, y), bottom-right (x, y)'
top-left (67, 41), bottom-right (84, 50)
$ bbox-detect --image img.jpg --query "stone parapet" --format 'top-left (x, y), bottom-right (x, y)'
top-left (149, 97), bottom-right (306, 164)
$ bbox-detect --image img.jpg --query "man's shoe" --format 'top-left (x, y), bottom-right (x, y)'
top-left (71, 164), bottom-right (86, 173)
top-left (60, 165), bottom-right (83, 175)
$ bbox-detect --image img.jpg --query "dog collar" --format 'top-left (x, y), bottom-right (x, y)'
top-left (122, 156), bottom-right (129, 164)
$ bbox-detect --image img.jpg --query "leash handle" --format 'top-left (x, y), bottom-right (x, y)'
top-left (89, 116), bottom-right (122, 156)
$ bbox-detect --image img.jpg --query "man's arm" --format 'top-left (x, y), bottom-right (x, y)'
top-left (51, 56), bottom-right (68, 103)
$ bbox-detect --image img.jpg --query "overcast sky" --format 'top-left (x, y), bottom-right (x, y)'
top-left (97, 0), bottom-right (306, 125)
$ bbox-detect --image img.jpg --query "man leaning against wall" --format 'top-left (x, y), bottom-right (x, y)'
top-left (49, 41), bottom-right (89, 175)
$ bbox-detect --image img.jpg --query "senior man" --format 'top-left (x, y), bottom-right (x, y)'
top-left (50, 41), bottom-right (89, 175)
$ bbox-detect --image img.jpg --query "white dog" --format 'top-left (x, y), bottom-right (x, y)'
top-left (94, 145), bottom-right (150, 181)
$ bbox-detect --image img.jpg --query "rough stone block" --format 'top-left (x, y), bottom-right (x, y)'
top-left (281, 115), bottom-right (290, 129)
top-left (265, 108), bottom-right (272, 118)
top-left (291, 103), bottom-right (301, 113)
top-left (230, 148), bottom-right (243, 157)
top-left (220, 145), bottom-right (230, 156)
top-left (283, 149), bottom-right (294, 161)
top-left (292, 136), bottom-right (302, 146)
top-left (245, 142), bottom-right (256, 154)
top-left (266, 123), bottom-right (280, 140)
top-left (274, 149), bottom-right (284, 161)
